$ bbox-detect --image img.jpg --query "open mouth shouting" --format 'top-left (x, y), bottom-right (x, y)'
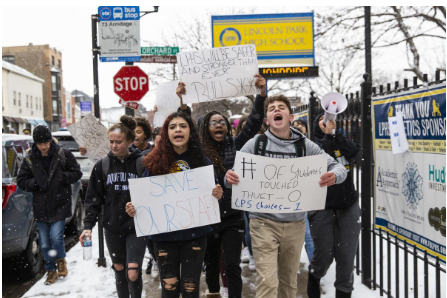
top-left (273, 113), bottom-right (284, 125)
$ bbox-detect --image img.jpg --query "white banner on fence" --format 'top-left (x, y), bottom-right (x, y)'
top-left (154, 81), bottom-right (180, 127)
top-left (388, 111), bottom-right (409, 154)
top-left (67, 113), bottom-right (109, 163)
top-left (232, 151), bottom-right (327, 213)
top-left (177, 44), bottom-right (259, 104)
top-left (128, 165), bottom-right (220, 236)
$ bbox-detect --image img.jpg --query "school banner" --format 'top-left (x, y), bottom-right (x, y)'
top-left (177, 44), bottom-right (259, 104)
top-left (232, 151), bottom-right (327, 213)
top-left (372, 83), bottom-right (446, 261)
top-left (128, 165), bottom-right (220, 236)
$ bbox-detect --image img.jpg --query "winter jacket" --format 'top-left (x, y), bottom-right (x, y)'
top-left (131, 143), bottom-right (152, 156)
top-left (146, 150), bottom-right (216, 242)
top-left (234, 127), bottom-right (347, 222)
top-left (17, 141), bottom-right (82, 223)
top-left (83, 147), bottom-right (143, 234)
top-left (312, 113), bottom-right (360, 209)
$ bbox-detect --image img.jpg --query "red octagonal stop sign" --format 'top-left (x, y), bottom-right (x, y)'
top-left (113, 66), bottom-right (149, 102)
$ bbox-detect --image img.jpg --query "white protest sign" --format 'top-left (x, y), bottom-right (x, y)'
top-left (154, 81), bottom-right (179, 127)
top-left (232, 151), bottom-right (327, 213)
top-left (177, 44), bottom-right (259, 104)
top-left (388, 111), bottom-right (409, 154)
top-left (128, 165), bottom-right (220, 236)
top-left (67, 113), bottom-right (109, 163)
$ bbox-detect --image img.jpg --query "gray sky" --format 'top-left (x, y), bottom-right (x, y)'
top-left (3, 3), bottom-right (444, 110)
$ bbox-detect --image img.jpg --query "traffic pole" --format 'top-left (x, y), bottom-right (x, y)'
top-left (124, 61), bottom-right (135, 117)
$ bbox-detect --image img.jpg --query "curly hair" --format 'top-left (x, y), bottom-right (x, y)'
top-left (135, 117), bottom-right (152, 140)
top-left (198, 111), bottom-right (233, 174)
top-left (108, 115), bottom-right (136, 141)
top-left (144, 111), bottom-right (207, 175)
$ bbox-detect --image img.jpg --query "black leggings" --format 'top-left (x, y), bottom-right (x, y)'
top-left (105, 229), bottom-right (146, 298)
top-left (154, 237), bottom-right (207, 298)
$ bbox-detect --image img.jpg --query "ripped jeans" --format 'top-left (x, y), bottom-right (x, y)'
top-left (154, 237), bottom-right (207, 298)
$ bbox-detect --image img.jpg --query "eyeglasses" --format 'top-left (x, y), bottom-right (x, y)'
top-left (209, 120), bottom-right (226, 127)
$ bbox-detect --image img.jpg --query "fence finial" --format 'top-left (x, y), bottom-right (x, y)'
top-left (363, 73), bottom-right (370, 82)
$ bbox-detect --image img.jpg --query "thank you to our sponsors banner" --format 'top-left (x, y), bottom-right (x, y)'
top-left (232, 152), bottom-right (327, 213)
top-left (128, 165), bottom-right (220, 236)
top-left (177, 44), bottom-right (259, 104)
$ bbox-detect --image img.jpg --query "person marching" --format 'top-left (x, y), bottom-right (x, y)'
top-left (306, 114), bottom-right (361, 298)
top-left (80, 115), bottom-right (147, 298)
top-left (17, 125), bottom-right (82, 285)
top-left (225, 95), bottom-right (347, 298)
top-left (176, 74), bottom-right (266, 298)
top-left (125, 111), bottom-right (223, 298)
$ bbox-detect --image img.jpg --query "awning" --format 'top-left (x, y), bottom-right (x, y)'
top-left (12, 117), bottom-right (28, 124)
top-left (3, 116), bottom-right (15, 123)
top-left (36, 119), bottom-right (48, 126)
top-left (26, 118), bottom-right (39, 125)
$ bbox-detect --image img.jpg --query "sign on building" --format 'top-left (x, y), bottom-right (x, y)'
top-left (259, 66), bottom-right (318, 79)
top-left (80, 101), bottom-right (92, 116)
top-left (212, 13), bottom-right (315, 66)
top-left (98, 6), bottom-right (141, 62)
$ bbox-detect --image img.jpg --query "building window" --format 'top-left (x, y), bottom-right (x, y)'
top-left (26, 95), bottom-right (29, 108)
top-left (58, 59), bottom-right (61, 69)
top-left (18, 93), bottom-right (21, 106)
top-left (51, 56), bottom-right (55, 66)
top-left (30, 96), bottom-right (33, 109)
top-left (13, 91), bottom-right (16, 105)
top-left (52, 75), bottom-right (57, 91)
top-left (53, 99), bottom-right (58, 115)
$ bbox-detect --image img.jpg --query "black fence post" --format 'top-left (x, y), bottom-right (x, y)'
top-left (308, 91), bottom-right (318, 141)
top-left (360, 73), bottom-right (373, 288)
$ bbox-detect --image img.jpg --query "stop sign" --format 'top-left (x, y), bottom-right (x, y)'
top-left (113, 66), bottom-right (149, 102)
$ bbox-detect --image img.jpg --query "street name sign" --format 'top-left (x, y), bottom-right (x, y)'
top-left (98, 6), bottom-right (141, 62)
top-left (139, 55), bottom-right (178, 63)
top-left (113, 66), bottom-right (149, 102)
top-left (141, 47), bottom-right (179, 56)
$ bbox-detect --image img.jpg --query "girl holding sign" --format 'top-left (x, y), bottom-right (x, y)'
top-left (177, 74), bottom-right (267, 298)
top-left (80, 115), bottom-right (147, 298)
top-left (125, 111), bottom-right (223, 298)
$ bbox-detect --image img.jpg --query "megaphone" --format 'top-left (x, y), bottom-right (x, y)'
top-left (321, 92), bottom-right (348, 124)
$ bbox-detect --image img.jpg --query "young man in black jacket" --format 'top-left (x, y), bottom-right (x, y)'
top-left (17, 125), bottom-right (82, 285)
top-left (307, 114), bottom-right (361, 298)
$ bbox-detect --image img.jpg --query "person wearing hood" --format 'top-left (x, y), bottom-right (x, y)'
top-left (177, 75), bottom-right (266, 298)
top-left (80, 115), bottom-right (147, 298)
top-left (306, 113), bottom-right (361, 298)
top-left (17, 125), bottom-right (82, 285)
top-left (225, 95), bottom-right (347, 298)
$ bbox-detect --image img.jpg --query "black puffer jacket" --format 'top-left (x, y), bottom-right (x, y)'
top-left (17, 141), bottom-right (82, 223)
top-left (313, 113), bottom-right (360, 209)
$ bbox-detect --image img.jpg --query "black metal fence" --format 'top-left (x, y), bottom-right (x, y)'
top-left (299, 70), bottom-right (446, 297)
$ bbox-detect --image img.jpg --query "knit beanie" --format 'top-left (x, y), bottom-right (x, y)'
top-left (33, 125), bottom-right (52, 144)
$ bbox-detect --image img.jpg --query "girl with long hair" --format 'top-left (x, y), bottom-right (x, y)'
top-left (80, 115), bottom-right (147, 298)
top-left (126, 111), bottom-right (223, 298)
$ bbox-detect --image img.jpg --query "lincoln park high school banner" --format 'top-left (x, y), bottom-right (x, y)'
top-left (372, 83), bottom-right (446, 262)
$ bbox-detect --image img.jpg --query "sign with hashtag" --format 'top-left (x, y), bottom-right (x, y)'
top-left (177, 44), bottom-right (259, 104)
top-left (232, 151), bottom-right (327, 213)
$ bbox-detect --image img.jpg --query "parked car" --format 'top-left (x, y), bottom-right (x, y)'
top-left (2, 134), bottom-right (83, 278)
top-left (52, 131), bottom-right (95, 201)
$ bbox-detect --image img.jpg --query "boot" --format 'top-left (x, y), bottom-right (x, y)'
top-left (205, 289), bottom-right (221, 298)
top-left (44, 271), bottom-right (59, 285)
top-left (336, 289), bottom-right (352, 298)
top-left (307, 271), bottom-right (321, 298)
top-left (145, 258), bottom-right (153, 274)
top-left (56, 258), bottom-right (68, 278)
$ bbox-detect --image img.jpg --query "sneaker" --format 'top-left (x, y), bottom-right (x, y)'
top-left (248, 256), bottom-right (256, 271)
top-left (220, 287), bottom-right (229, 298)
top-left (146, 258), bottom-right (153, 274)
top-left (56, 258), bottom-right (68, 278)
top-left (44, 271), bottom-right (59, 285)
top-left (241, 247), bottom-right (250, 263)
top-left (151, 261), bottom-right (159, 280)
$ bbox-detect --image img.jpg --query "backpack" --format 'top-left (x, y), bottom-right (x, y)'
top-left (101, 155), bottom-right (144, 190)
top-left (24, 147), bottom-right (66, 176)
top-left (254, 134), bottom-right (306, 157)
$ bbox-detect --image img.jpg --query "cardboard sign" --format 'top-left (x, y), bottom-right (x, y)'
top-left (128, 165), bottom-right (220, 236)
top-left (232, 151), bottom-right (327, 213)
top-left (67, 113), bottom-right (109, 163)
top-left (177, 44), bottom-right (259, 104)
top-left (154, 81), bottom-right (180, 127)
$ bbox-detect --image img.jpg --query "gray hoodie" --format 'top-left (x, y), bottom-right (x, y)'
top-left (234, 127), bottom-right (347, 222)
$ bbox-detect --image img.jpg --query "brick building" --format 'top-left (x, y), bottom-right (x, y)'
top-left (3, 44), bottom-right (64, 131)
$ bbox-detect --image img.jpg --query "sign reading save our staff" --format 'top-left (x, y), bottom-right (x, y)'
top-left (177, 44), bottom-right (259, 104)
top-left (232, 152), bottom-right (327, 213)
top-left (212, 13), bottom-right (314, 65)
top-left (128, 165), bottom-right (220, 236)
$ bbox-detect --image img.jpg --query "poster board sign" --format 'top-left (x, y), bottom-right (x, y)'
top-left (128, 165), bottom-right (220, 236)
top-left (67, 113), bottom-right (109, 163)
top-left (212, 13), bottom-right (314, 66)
top-left (153, 81), bottom-right (179, 127)
top-left (177, 44), bottom-right (258, 104)
top-left (372, 83), bottom-right (446, 262)
top-left (388, 111), bottom-right (409, 154)
top-left (232, 151), bottom-right (327, 213)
